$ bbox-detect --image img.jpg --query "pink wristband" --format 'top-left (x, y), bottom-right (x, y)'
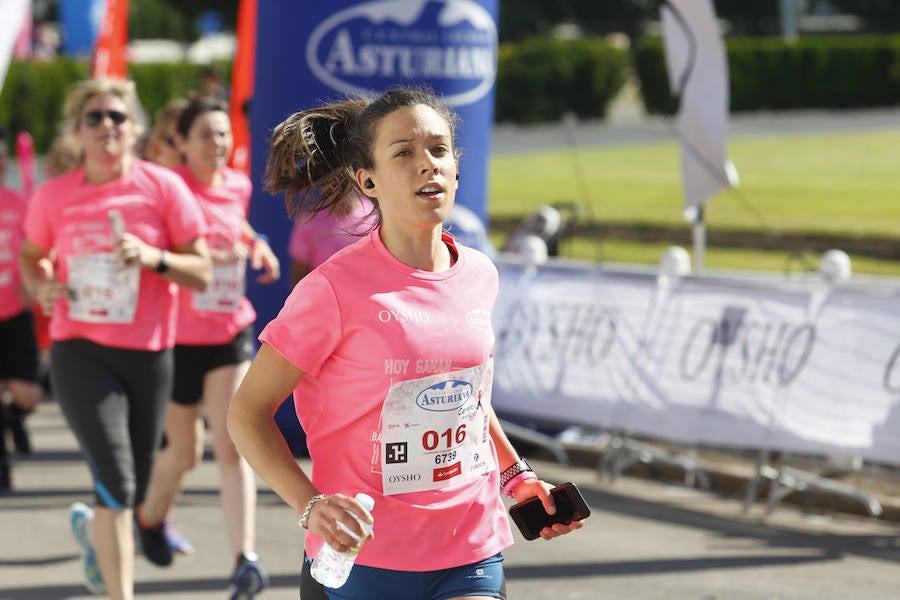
top-left (503, 471), bottom-right (538, 498)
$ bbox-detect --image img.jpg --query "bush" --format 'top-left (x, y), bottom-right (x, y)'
top-left (495, 36), bottom-right (629, 123)
top-left (633, 35), bottom-right (900, 115)
top-left (0, 59), bottom-right (232, 154)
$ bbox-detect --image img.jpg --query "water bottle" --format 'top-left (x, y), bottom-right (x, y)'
top-left (310, 493), bottom-right (375, 588)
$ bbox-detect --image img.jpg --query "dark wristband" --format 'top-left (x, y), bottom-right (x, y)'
top-left (155, 249), bottom-right (169, 274)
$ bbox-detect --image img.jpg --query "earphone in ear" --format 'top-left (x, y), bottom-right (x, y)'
top-left (456, 173), bottom-right (459, 181)
top-left (364, 178), bottom-right (374, 189)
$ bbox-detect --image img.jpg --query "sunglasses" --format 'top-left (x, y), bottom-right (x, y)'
top-left (82, 110), bottom-right (128, 127)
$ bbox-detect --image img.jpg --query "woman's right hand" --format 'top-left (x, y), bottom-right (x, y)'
top-left (34, 278), bottom-right (67, 316)
top-left (307, 493), bottom-right (375, 553)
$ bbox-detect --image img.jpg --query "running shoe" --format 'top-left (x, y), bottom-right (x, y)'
top-left (0, 463), bottom-right (10, 495)
top-left (228, 552), bottom-right (269, 600)
top-left (163, 517), bottom-right (194, 555)
top-left (7, 405), bottom-right (31, 455)
top-left (135, 516), bottom-right (174, 566)
top-left (69, 502), bottom-right (105, 595)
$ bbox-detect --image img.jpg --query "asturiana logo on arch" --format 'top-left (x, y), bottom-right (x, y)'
top-left (307, 0), bottom-right (497, 107)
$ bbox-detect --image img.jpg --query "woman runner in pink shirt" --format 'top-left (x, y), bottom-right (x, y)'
top-left (227, 87), bottom-right (583, 600)
top-left (0, 126), bottom-right (42, 493)
top-left (19, 79), bottom-right (212, 600)
top-left (137, 95), bottom-right (278, 598)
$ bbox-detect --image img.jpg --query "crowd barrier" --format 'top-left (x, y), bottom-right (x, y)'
top-left (492, 255), bottom-right (900, 468)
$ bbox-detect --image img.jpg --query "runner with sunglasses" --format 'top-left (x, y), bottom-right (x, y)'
top-left (20, 78), bottom-right (212, 600)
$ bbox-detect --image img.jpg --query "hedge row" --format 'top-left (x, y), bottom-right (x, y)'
top-left (495, 36), bottom-right (630, 123)
top-left (0, 37), bottom-right (629, 154)
top-left (634, 35), bottom-right (900, 115)
top-left (0, 59), bottom-right (232, 154)
top-left (6, 35), bottom-right (900, 154)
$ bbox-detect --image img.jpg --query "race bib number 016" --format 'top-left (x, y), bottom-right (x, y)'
top-left (380, 360), bottom-right (494, 495)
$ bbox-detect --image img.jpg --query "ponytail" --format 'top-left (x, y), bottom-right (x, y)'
top-left (265, 98), bottom-right (369, 218)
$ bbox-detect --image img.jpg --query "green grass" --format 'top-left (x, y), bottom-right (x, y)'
top-left (487, 129), bottom-right (900, 275)
top-left (489, 129), bottom-right (900, 236)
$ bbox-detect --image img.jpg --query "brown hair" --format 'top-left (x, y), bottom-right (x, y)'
top-left (144, 97), bottom-right (189, 165)
top-left (176, 94), bottom-right (229, 138)
top-left (265, 86), bottom-right (459, 219)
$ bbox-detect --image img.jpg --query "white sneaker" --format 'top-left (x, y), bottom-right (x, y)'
top-left (69, 502), bottom-right (106, 595)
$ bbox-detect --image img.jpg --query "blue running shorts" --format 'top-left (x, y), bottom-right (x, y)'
top-left (302, 553), bottom-right (506, 600)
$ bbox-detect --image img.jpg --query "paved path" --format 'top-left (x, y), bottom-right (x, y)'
top-left (490, 107), bottom-right (900, 155)
top-left (1, 401), bottom-right (898, 599)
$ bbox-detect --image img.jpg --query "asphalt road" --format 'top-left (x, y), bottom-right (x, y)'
top-left (490, 106), bottom-right (900, 155)
top-left (1, 401), bottom-right (898, 599)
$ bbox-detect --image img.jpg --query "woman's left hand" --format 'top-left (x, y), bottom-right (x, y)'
top-left (250, 237), bottom-right (281, 283)
top-left (510, 478), bottom-right (585, 540)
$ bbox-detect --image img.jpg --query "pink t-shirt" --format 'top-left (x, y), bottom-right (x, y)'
top-left (260, 229), bottom-right (513, 572)
top-left (0, 186), bottom-right (28, 320)
top-left (287, 196), bottom-right (377, 270)
top-left (24, 160), bottom-right (206, 350)
top-left (172, 165), bottom-right (256, 345)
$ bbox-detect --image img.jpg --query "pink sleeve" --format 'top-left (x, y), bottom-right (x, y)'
top-left (259, 269), bottom-right (341, 377)
top-left (23, 183), bottom-right (53, 249)
top-left (240, 173), bottom-right (252, 216)
top-left (161, 172), bottom-right (207, 245)
top-left (287, 218), bottom-right (309, 263)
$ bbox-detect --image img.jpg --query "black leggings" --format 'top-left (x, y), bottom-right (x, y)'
top-left (51, 339), bottom-right (173, 509)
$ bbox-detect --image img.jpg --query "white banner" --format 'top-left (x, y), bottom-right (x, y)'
top-left (661, 0), bottom-right (737, 214)
top-left (0, 0), bottom-right (29, 93)
top-left (493, 258), bottom-right (900, 465)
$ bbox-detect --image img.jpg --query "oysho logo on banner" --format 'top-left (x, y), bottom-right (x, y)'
top-left (306, 0), bottom-right (497, 107)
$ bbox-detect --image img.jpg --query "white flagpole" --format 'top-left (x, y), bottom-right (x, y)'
top-left (661, 0), bottom-right (738, 273)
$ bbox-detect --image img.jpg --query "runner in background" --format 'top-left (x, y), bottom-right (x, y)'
top-left (137, 95), bottom-right (278, 600)
top-left (0, 126), bottom-right (42, 493)
top-left (287, 191), bottom-right (377, 287)
top-left (139, 96), bottom-right (196, 557)
top-left (228, 87), bottom-right (583, 600)
top-left (20, 78), bottom-right (211, 599)
top-left (144, 98), bottom-right (189, 168)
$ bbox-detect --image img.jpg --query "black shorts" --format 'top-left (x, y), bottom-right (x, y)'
top-left (172, 325), bottom-right (255, 405)
top-left (0, 310), bottom-right (39, 382)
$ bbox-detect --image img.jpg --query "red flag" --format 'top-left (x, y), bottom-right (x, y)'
top-left (92, 0), bottom-right (130, 79)
top-left (229, 0), bottom-right (256, 174)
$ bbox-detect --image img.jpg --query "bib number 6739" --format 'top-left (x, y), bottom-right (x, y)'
top-left (422, 424), bottom-right (467, 451)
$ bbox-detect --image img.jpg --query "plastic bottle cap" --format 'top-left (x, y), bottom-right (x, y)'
top-left (354, 493), bottom-right (375, 511)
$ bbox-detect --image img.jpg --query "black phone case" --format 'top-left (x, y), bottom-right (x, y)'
top-left (508, 482), bottom-right (591, 540)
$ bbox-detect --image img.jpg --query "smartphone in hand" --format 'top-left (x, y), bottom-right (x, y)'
top-left (508, 482), bottom-right (591, 541)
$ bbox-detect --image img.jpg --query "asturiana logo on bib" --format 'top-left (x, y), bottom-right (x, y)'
top-left (306, 0), bottom-right (497, 107)
top-left (416, 380), bottom-right (473, 411)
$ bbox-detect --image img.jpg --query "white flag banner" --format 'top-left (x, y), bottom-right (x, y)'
top-left (661, 0), bottom-right (737, 215)
top-left (493, 258), bottom-right (900, 466)
top-left (0, 0), bottom-right (29, 94)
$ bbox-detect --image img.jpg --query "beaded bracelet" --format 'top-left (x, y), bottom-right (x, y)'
top-left (503, 471), bottom-right (539, 498)
top-left (298, 494), bottom-right (326, 529)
